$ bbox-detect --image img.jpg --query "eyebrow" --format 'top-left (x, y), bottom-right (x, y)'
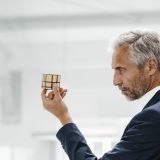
top-left (114, 66), bottom-right (126, 70)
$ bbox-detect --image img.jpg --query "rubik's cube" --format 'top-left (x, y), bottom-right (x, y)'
top-left (42, 74), bottom-right (61, 90)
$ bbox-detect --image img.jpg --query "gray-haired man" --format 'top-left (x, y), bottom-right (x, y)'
top-left (41, 31), bottom-right (160, 160)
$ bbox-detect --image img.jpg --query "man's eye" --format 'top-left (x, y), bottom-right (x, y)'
top-left (119, 69), bottom-right (125, 74)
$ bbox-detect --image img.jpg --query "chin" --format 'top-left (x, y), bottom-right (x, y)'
top-left (122, 90), bottom-right (142, 101)
top-left (126, 96), bottom-right (136, 101)
top-left (125, 94), bottom-right (142, 101)
top-left (123, 93), bottom-right (137, 101)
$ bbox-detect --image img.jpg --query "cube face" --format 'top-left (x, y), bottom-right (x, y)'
top-left (45, 82), bottom-right (52, 88)
top-left (41, 74), bottom-right (61, 90)
top-left (46, 74), bottom-right (52, 81)
top-left (52, 75), bottom-right (57, 82)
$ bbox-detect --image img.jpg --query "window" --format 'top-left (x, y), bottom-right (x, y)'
top-left (0, 146), bottom-right (33, 160)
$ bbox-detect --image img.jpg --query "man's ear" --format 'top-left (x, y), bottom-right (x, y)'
top-left (146, 58), bottom-right (158, 75)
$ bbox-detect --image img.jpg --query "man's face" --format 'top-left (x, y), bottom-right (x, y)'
top-left (112, 45), bottom-right (150, 100)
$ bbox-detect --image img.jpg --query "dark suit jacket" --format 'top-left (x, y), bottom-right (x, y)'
top-left (56, 91), bottom-right (160, 160)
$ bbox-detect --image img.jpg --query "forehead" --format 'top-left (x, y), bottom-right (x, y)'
top-left (112, 45), bottom-right (130, 69)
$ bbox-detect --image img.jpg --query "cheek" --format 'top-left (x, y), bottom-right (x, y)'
top-left (123, 72), bottom-right (134, 81)
top-left (123, 72), bottom-right (140, 86)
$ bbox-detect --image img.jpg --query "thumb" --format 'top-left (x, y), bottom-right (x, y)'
top-left (53, 84), bottom-right (61, 98)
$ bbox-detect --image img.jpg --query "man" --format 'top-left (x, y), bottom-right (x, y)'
top-left (41, 31), bottom-right (160, 160)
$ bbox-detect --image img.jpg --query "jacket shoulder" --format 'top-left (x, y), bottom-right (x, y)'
top-left (139, 101), bottom-right (160, 121)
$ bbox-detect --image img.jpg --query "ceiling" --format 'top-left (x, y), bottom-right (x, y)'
top-left (1, 0), bottom-right (160, 17)
top-left (0, 0), bottom-right (160, 30)
top-left (0, 0), bottom-right (160, 63)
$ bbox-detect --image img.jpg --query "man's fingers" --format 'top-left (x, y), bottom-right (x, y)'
top-left (47, 91), bottom-right (54, 99)
top-left (59, 87), bottom-right (67, 98)
top-left (41, 89), bottom-right (47, 103)
top-left (60, 89), bottom-right (67, 98)
top-left (60, 88), bottom-right (67, 94)
top-left (41, 85), bottom-right (67, 101)
top-left (53, 84), bottom-right (61, 98)
top-left (59, 88), bottom-right (63, 92)
top-left (61, 92), bottom-right (67, 98)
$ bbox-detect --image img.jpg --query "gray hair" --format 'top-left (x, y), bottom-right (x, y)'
top-left (114, 31), bottom-right (160, 70)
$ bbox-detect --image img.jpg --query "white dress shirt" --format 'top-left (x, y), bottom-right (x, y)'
top-left (137, 86), bottom-right (160, 108)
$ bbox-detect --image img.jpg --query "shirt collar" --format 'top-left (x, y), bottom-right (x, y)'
top-left (137, 86), bottom-right (160, 108)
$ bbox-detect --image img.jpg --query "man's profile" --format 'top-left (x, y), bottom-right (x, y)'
top-left (41, 31), bottom-right (160, 160)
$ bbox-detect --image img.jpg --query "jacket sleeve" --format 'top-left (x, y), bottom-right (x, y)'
top-left (56, 123), bottom-right (98, 160)
top-left (56, 108), bottom-right (160, 160)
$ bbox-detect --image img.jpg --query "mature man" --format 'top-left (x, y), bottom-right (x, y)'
top-left (41, 31), bottom-right (160, 160)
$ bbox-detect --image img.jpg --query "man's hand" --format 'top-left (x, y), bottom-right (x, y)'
top-left (41, 84), bottom-right (73, 126)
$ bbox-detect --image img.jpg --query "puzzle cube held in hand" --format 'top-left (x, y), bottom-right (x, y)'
top-left (41, 74), bottom-right (61, 90)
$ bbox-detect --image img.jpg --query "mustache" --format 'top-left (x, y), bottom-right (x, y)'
top-left (118, 86), bottom-right (128, 91)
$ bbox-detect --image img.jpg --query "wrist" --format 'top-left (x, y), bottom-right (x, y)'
top-left (59, 113), bottom-right (73, 126)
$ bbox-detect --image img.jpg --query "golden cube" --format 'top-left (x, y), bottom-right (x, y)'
top-left (41, 74), bottom-right (61, 90)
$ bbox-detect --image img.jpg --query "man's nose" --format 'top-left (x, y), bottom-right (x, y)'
top-left (113, 73), bottom-right (122, 86)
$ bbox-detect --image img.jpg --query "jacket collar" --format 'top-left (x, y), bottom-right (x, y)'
top-left (143, 90), bottom-right (160, 110)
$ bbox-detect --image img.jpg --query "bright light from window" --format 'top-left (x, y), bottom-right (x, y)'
top-left (0, 146), bottom-right (11, 160)
top-left (14, 147), bottom-right (33, 160)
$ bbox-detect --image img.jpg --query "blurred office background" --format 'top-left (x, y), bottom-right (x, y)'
top-left (0, 0), bottom-right (160, 159)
